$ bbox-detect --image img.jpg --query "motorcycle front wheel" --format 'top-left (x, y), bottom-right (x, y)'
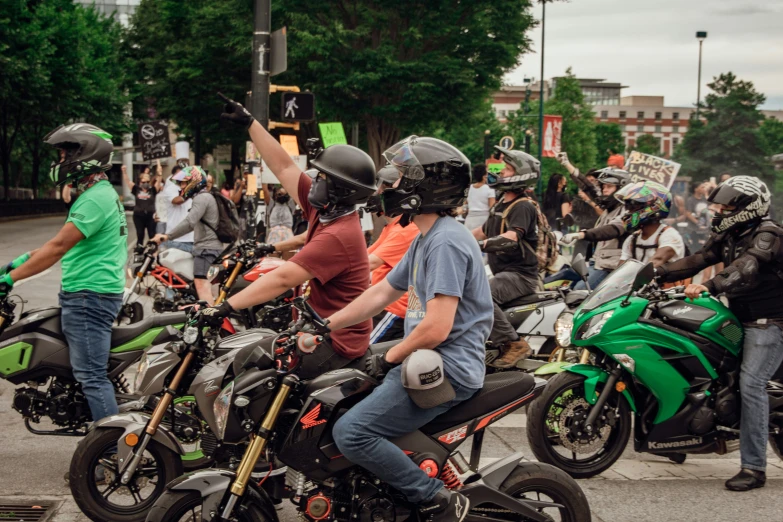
top-left (527, 371), bottom-right (631, 479)
top-left (69, 427), bottom-right (182, 522)
top-left (146, 491), bottom-right (272, 522)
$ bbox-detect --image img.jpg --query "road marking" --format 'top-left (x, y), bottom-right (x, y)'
top-left (14, 269), bottom-right (52, 287)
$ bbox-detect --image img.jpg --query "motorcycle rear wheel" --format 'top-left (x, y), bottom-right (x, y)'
top-left (146, 491), bottom-right (271, 522)
top-left (527, 371), bottom-right (631, 479)
top-left (483, 462), bottom-right (592, 522)
top-left (70, 427), bottom-right (182, 522)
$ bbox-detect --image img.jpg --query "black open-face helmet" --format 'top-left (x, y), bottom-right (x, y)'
top-left (44, 123), bottom-right (114, 187)
top-left (379, 136), bottom-right (470, 218)
top-left (708, 175), bottom-right (770, 234)
top-left (309, 144), bottom-right (377, 207)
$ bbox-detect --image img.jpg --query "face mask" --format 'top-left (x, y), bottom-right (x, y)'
top-left (308, 177), bottom-right (332, 210)
top-left (141, 182), bottom-right (151, 189)
top-left (275, 194), bottom-right (290, 204)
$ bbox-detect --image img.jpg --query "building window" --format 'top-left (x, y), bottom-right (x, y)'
top-left (600, 110), bottom-right (608, 118)
top-left (655, 125), bottom-right (662, 132)
top-left (499, 110), bottom-right (506, 117)
top-left (637, 124), bottom-right (644, 132)
top-left (619, 111), bottom-right (626, 119)
top-left (637, 111), bottom-right (645, 119)
top-left (672, 112), bottom-right (680, 121)
top-left (672, 125), bottom-right (679, 133)
top-left (507, 110), bottom-right (515, 117)
top-left (655, 112), bottom-right (662, 120)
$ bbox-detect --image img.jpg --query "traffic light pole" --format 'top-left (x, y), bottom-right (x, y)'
top-left (250, 0), bottom-right (271, 129)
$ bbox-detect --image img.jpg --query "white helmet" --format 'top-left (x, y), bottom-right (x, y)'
top-left (708, 175), bottom-right (771, 234)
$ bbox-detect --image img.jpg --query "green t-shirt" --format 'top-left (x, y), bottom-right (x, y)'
top-left (62, 180), bottom-right (128, 294)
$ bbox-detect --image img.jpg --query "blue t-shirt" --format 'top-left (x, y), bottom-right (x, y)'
top-left (386, 216), bottom-right (493, 389)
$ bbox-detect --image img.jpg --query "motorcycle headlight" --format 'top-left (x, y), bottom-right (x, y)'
top-left (207, 265), bottom-right (221, 284)
top-left (213, 380), bottom-right (234, 440)
top-left (555, 312), bottom-right (574, 348)
top-left (577, 311), bottom-right (614, 340)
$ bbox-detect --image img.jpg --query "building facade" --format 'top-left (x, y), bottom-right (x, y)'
top-left (74, 0), bottom-right (139, 26)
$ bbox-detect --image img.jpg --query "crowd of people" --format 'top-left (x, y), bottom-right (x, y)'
top-left (0, 93), bottom-right (781, 521)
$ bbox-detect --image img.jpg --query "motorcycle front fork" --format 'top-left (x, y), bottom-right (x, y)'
top-left (220, 375), bottom-right (297, 521)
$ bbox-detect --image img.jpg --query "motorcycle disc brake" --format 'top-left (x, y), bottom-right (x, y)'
top-left (558, 397), bottom-right (611, 454)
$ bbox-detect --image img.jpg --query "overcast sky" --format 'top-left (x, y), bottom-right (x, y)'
top-left (505, 0), bottom-right (783, 110)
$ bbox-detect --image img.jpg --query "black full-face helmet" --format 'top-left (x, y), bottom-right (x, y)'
top-left (308, 144), bottom-right (378, 210)
top-left (708, 175), bottom-right (771, 234)
top-left (44, 123), bottom-right (114, 187)
top-left (487, 146), bottom-right (540, 193)
top-left (379, 136), bottom-right (471, 217)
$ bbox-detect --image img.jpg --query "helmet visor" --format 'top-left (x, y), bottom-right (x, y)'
top-left (383, 136), bottom-right (425, 183)
top-left (707, 183), bottom-right (754, 209)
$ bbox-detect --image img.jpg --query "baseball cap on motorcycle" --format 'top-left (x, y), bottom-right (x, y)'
top-left (487, 146), bottom-right (540, 192)
top-left (309, 144), bottom-right (377, 206)
top-left (44, 123), bottom-right (114, 187)
top-left (708, 175), bottom-right (770, 234)
top-left (380, 136), bottom-right (470, 217)
top-left (401, 350), bottom-right (455, 409)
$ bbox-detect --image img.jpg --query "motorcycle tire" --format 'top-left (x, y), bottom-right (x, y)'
top-left (527, 371), bottom-right (631, 479)
top-left (490, 462), bottom-right (592, 522)
top-left (69, 427), bottom-right (183, 522)
top-left (146, 490), bottom-right (271, 522)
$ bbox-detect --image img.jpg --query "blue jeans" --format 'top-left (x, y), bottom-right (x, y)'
top-left (332, 366), bottom-right (478, 503)
top-left (544, 266), bottom-right (581, 287)
top-left (163, 241), bottom-right (194, 254)
top-left (574, 262), bottom-right (610, 290)
top-left (740, 325), bottom-right (783, 472)
top-left (59, 290), bottom-right (123, 422)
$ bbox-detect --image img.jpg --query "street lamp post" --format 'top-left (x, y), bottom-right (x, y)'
top-left (537, 0), bottom-right (548, 196)
top-left (695, 31), bottom-right (707, 120)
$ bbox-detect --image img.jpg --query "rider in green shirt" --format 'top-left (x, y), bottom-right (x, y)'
top-left (0, 124), bottom-right (127, 421)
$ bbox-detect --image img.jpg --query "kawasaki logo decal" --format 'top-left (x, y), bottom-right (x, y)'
top-left (671, 306), bottom-right (693, 316)
top-left (648, 437), bottom-right (702, 449)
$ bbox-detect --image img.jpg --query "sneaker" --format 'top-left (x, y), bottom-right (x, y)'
top-left (725, 469), bottom-right (766, 491)
top-left (419, 487), bottom-right (469, 522)
top-left (491, 338), bottom-right (532, 369)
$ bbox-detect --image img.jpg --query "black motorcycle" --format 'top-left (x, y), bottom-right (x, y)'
top-left (147, 298), bottom-right (591, 522)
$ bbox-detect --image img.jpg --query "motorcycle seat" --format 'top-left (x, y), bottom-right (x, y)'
top-left (110, 311), bottom-right (187, 347)
top-left (421, 372), bottom-right (536, 435)
top-left (504, 292), bottom-right (559, 309)
top-left (345, 340), bottom-right (403, 372)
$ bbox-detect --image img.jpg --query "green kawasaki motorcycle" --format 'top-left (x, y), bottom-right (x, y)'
top-left (526, 260), bottom-right (783, 478)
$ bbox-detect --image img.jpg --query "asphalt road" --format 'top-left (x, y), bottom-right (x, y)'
top-left (1, 215), bottom-right (782, 522)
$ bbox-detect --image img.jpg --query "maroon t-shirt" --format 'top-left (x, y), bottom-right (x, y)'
top-left (290, 174), bottom-right (372, 359)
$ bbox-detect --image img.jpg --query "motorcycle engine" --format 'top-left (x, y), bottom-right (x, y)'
top-left (13, 379), bottom-right (89, 428)
top-left (303, 476), bottom-right (397, 522)
top-left (715, 388), bottom-right (739, 426)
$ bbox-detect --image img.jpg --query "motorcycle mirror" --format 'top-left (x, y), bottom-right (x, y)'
top-left (632, 262), bottom-right (656, 292)
top-left (571, 254), bottom-right (589, 280)
top-left (561, 213), bottom-right (576, 228)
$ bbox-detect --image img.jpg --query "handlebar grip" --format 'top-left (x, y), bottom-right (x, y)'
top-left (297, 333), bottom-right (323, 354)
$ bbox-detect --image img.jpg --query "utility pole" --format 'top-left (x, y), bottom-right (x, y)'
top-left (250, 0), bottom-right (271, 129)
top-left (695, 31), bottom-right (707, 120)
top-left (537, 0), bottom-right (547, 196)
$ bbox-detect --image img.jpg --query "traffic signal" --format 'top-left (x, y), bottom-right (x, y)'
top-left (281, 92), bottom-right (315, 122)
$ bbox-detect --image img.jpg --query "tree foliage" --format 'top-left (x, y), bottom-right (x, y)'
top-left (594, 123), bottom-right (625, 164)
top-left (674, 72), bottom-right (773, 183)
top-left (759, 117), bottom-right (783, 156)
top-left (273, 0), bottom-right (536, 165)
top-left (632, 134), bottom-right (660, 156)
top-left (0, 0), bottom-right (128, 199)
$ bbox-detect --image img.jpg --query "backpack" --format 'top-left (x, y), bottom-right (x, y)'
top-left (201, 188), bottom-right (241, 244)
top-left (499, 197), bottom-right (558, 272)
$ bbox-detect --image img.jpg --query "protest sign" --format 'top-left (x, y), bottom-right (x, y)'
top-left (625, 151), bottom-right (681, 189)
top-left (319, 122), bottom-right (347, 148)
top-left (280, 135), bottom-right (300, 156)
top-left (486, 158), bottom-right (504, 175)
top-left (138, 121), bottom-right (171, 161)
top-left (542, 115), bottom-right (563, 158)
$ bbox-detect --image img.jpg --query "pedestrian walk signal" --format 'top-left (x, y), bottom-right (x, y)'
top-left (281, 92), bottom-right (315, 122)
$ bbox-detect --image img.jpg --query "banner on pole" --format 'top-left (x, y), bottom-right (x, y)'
top-left (542, 115), bottom-right (563, 158)
top-left (624, 151), bottom-right (681, 189)
top-left (138, 121), bottom-right (171, 161)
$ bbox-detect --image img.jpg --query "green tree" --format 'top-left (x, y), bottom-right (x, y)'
top-left (273, 0), bottom-right (536, 165)
top-left (674, 72), bottom-right (773, 183)
top-left (427, 100), bottom-right (506, 167)
top-left (632, 134), bottom-right (660, 155)
top-left (759, 117), bottom-right (783, 156)
top-left (0, 0), bottom-right (128, 199)
top-left (594, 123), bottom-right (625, 164)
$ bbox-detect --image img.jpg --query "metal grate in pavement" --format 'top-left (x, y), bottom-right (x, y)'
top-left (0, 502), bottom-right (53, 521)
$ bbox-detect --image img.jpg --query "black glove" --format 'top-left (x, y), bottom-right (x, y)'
top-left (200, 301), bottom-right (235, 327)
top-left (218, 92), bottom-right (254, 129)
top-left (365, 353), bottom-right (396, 381)
top-left (256, 242), bottom-right (277, 256)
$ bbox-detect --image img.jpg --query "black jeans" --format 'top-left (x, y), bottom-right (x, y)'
top-left (132, 210), bottom-right (156, 247)
top-left (298, 337), bottom-right (355, 380)
top-left (489, 271), bottom-right (540, 345)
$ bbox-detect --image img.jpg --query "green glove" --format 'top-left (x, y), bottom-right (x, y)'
top-left (0, 252), bottom-right (31, 277)
top-left (0, 273), bottom-right (14, 298)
